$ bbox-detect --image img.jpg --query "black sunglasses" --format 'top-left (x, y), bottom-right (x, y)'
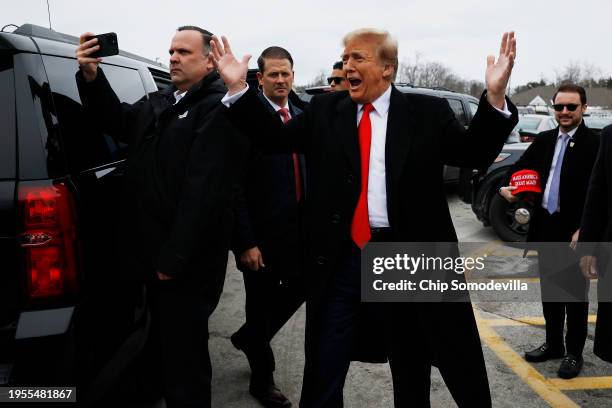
top-left (327, 76), bottom-right (345, 85)
top-left (553, 103), bottom-right (580, 112)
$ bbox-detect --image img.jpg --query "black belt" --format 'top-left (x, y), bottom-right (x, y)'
top-left (370, 227), bottom-right (394, 242)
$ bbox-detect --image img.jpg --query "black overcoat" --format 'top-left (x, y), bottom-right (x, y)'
top-left (225, 85), bottom-right (518, 362)
top-left (77, 69), bottom-right (247, 302)
top-left (232, 92), bottom-right (305, 280)
top-left (580, 125), bottom-right (612, 362)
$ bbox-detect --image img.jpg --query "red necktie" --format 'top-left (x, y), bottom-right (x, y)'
top-left (351, 103), bottom-right (374, 249)
top-left (278, 108), bottom-right (303, 202)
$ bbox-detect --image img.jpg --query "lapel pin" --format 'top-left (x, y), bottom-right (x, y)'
top-left (569, 141), bottom-right (575, 148)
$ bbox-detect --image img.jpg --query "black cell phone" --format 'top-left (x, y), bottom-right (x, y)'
top-left (86, 32), bottom-right (119, 58)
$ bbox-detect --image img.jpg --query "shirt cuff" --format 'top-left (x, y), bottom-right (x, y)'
top-left (492, 99), bottom-right (512, 118)
top-left (221, 84), bottom-right (250, 107)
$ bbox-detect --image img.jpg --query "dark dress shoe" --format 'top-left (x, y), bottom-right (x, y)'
top-left (525, 343), bottom-right (565, 362)
top-left (558, 354), bottom-right (583, 379)
top-left (249, 380), bottom-right (292, 408)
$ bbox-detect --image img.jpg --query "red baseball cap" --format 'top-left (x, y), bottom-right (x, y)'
top-left (509, 169), bottom-right (542, 195)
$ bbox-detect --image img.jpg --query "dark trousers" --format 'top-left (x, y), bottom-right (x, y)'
top-left (535, 210), bottom-right (589, 356)
top-left (234, 265), bottom-right (305, 377)
top-left (300, 241), bottom-right (491, 408)
top-left (136, 279), bottom-right (217, 408)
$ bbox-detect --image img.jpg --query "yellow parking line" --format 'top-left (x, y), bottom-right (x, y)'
top-left (482, 315), bottom-right (597, 327)
top-left (475, 312), bottom-right (580, 407)
top-left (468, 240), bottom-right (503, 258)
top-left (548, 377), bottom-right (612, 390)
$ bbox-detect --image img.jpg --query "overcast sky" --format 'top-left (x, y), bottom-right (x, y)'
top-left (5, 0), bottom-right (612, 87)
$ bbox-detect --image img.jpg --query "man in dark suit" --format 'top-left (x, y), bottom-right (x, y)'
top-left (212, 29), bottom-right (517, 407)
top-left (500, 84), bottom-right (599, 378)
top-left (76, 27), bottom-right (247, 407)
top-left (579, 124), bottom-right (612, 364)
top-left (231, 46), bottom-right (305, 408)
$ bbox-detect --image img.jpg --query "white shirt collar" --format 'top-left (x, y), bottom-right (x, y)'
top-left (558, 124), bottom-right (580, 139)
top-left (263, 94), bottom-right (289, 114)
top-left (173, 89), bottom-right (187, 104)
top-left (357, 84), bottom-right (392, 115)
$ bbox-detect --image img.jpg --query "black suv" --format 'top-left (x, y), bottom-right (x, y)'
top-left (0, 23), bottom-right (170, 401)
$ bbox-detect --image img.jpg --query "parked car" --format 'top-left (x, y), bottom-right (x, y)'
top-left (584, 115), bottom-right (612, 135)
top-left (471, 142), bottom-right (532, 242)
top-left (0, 23), bottom-right (171, 403)
top-left (514, 114), bottom-right (557, 142)
top-left (472, 116), bottom-right (610, 242)
top-left (399, 85), bottom-right (486, 199)
top-left (298, 85), bottom-right (331, 103)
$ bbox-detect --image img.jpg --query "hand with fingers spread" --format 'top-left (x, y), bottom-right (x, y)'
top-left (579, 255), bottom-right (599, 280)
top-left (76, 32), bottom-right (102, 82)
top-left (485, 31), bottom-right (516, 109)
top-left (209, 35), bottom-right (251, 95)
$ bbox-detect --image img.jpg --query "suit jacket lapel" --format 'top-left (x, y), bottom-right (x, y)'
top-left (385, 87), bottom-right (415, 220)
top-left (335, 96), bottom-right (359, 173)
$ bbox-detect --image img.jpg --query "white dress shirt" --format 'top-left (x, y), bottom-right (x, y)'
top-left (262, 94), bottom-right (290, 121)
top-left (541, 126), bottom-right (579, 211)
top-left (358, 86), bottom-right (392, 227)
top-left (173, 89), bottom-right (187, 104)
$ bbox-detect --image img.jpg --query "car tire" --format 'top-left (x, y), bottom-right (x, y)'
top-left (488, 193), bottom-right (529, 242)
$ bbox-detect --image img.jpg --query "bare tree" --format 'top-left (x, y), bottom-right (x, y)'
top-left (396, 53), bottom-right (484, 97)
top-left (419, 62), bottom-right (451, 88)
top-left (555, 60), bottom-right (582, 85)
top-left (398, 52), bottom-right (423, 84)
top-left (554, 60), bottom-right (605, 87)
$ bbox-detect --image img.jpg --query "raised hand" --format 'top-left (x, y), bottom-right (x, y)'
top-left (76, 32), bottom-right (102, 82)
top-left (210, 35), bottom-right (251, 95)
top-left (485, 32), bottom-right (516, 109)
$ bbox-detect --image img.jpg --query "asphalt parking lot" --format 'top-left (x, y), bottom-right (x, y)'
top-left (205, 190), bottom-right (612, 408)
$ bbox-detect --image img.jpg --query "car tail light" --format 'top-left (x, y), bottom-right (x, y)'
top-left (18, 182), bottom-right (78, 299)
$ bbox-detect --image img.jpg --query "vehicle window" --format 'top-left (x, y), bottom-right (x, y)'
top-left (0, 53), bottom-right (16, 178)
top-left (469, 101), bottom-right (479, 118)
top-left (549, 118), bottom-right (558, 129)
top-left (148, 68), bottom-right (172, 91)
top-left (42, 56), bottom-right (147, 172)
top-left (446, 98), bottom-right (467, 127)
top-left (515, 117), bottom-right (542, 131)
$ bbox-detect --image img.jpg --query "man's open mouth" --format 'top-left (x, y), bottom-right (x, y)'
top-left (348, 78), bottom-right (362, 88)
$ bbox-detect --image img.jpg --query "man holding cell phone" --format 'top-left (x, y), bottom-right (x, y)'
top-left (76, 26), bottom-right (248, 407)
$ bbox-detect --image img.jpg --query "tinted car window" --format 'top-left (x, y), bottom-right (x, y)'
top-left (446, 98), bottom-right (467, 127)
top-left (42, 56), bottom-right (147, 172)
top-left (469, 101), bottom-right (479, 118)
top-left (0, 53), bottom-right (16, 178)
top-left (515, 117), bottom-right (542, 131)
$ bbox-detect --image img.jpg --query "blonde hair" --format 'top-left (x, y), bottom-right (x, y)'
top-left (343, 28), bottom-right (398, 82)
